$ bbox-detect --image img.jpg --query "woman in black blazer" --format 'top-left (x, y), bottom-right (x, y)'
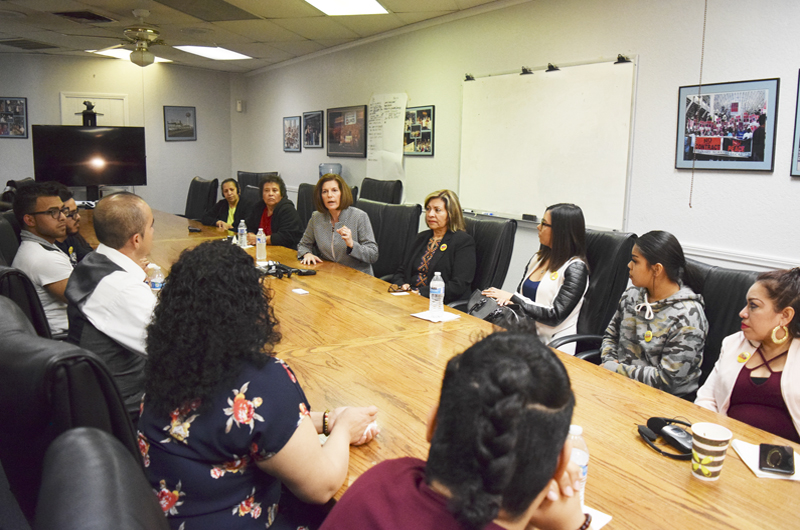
top-left (391, 190), bottom-right (476, 303)
top-left (245, 175), bottom-right (303, 250)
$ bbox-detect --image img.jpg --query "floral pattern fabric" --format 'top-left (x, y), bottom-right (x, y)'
top-left (138, 358), bottom-right (311, 530)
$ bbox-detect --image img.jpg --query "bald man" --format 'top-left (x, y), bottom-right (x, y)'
top-left (66, 192), bottom-right (156, 418)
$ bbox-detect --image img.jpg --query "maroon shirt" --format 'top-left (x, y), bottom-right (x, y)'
top-left (320, 458), bottom-right (506, 530)
top-left (259, 207), bottom-right (273, 236)
top-left (728, 366), bottom-right (800, 443)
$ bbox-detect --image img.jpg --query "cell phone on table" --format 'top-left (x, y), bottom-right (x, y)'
top-left (759, 443), bottom-right (795, 475)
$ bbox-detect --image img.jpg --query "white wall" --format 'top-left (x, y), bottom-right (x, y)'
top-left (236, 0), bottom-right (800, 287)
top-left (0, 54), bottom-right (234, 215)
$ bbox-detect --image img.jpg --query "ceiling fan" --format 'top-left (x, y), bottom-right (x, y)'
top-left (94, 9), bottom-right (166, 67)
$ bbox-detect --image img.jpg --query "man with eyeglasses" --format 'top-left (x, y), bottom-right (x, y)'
top-left (54, 184), bottom-right (93, 264)
top-left (11, 182), bottom-right (74, 335)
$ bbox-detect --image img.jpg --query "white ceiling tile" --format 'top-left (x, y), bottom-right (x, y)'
top-left (394, 11), bottom-right (454, 25)
top-left (380, 0), bottom-right (458, 12)
top-left (269, 39), bottom-right (324, 57)
top-left (215, 19), bottom-right (306, 42)
top-left (224, 0), bottom-right (323, 19)
top-left (271, 16), bottom-right (359, 40)
top-left (227, 42), bottom-right (295, 61)
top-left (334, 13), bottom-right (404, 37)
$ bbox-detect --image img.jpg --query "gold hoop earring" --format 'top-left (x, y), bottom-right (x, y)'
top-left (771, 325), bottom-right (789, 345)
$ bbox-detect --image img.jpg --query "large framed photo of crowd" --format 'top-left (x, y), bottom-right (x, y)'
top-left (404, 105), bottom-right (434, 156)
top-left (0, 97), bottom-right (28, 138)
top-left (283, 116), bottom-right (301, 152)
top-left (327, 105), bottom-right (367, 158)
top-left (675, 78), bottom-right (779, 172)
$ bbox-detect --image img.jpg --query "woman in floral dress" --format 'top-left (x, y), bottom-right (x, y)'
top-left (138, 240), bottom-right (378, 529)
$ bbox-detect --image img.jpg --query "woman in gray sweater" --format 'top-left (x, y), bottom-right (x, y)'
top-left (298, 174), bottom-right (378, 275)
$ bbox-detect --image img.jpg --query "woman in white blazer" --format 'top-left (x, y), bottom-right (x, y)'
top-left (696, 268), bottom-right (800, 443)
top-left (482, 203), bottom-right (589, 354)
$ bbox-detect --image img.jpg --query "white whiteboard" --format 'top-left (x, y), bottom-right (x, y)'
top-left (459, 61), bottom-right (635, 230)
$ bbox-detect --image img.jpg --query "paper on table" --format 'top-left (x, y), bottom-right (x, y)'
top-left (411, 310), bottom-right (460, 323)
top-left (391, 291), bottom-right (411, 296)
top-left (585, 506), bottom-right (612, 529)
top-left (731, 439), bottom-right (800, 481)
top-left (292, 288), bottom-right (309, 295)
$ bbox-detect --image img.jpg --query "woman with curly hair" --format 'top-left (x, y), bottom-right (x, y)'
top-left (320, 332), bottom-right (590, 530)
top-left (138, 240), bottom-right (378, 530)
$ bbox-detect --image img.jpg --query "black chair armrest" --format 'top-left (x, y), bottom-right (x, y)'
top-left (548, 334), bottom-right (603, 364)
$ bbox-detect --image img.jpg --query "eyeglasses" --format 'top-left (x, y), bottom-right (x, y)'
top-left (28, 206), bottom-right (70, 220)
top-left (388, 284), bottom-right (410, 293)
top-left (539, 220), bottom-right (552, 228)
top-left (65, 209), bottom-right (79, 219)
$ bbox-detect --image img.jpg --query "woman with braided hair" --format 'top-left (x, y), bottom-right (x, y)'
top-left (320, 332), bottom-right (590, 530)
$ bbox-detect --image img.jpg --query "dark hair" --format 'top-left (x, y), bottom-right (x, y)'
top-left (221, 178), bottom-right (240, 194)
top-left (144, 240), bottom-right (281, 416)
top-left (93, 192), bottom-right (148, 249)
top-left (537, 203), bottom-right (586, 272)
top-left (261, 174), bottom-right (287, 200)
top-left (425, 189), bottom-right (466, 232)
top-left (759, 114), bottom-right (767, 125)
top-left (635, 230), bottom-right (686, 284)
top-left (313, 173), bottom-right (353, 213)
top-left (756, 268), bottom-right (800, 337)
top-left (53, 182), bottom-right (74, 202)
top-left (426, 332), bottom-right (574, 530)
top-left (12, 181), bottom-right (61, 226)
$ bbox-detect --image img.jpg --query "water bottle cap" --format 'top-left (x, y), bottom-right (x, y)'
top-left (569, 425), bottom-right (583, 436)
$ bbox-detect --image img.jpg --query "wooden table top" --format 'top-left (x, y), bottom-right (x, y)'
top-left (81, 208), bottom-right (800, 529)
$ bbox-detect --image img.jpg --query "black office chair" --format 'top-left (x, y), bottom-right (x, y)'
top-left (237, 171), bottom-right (277, 192)
top-left (0, 296), bottom-right (138, 521)
top-left (297, 183), bottom-right (316, 228)
top-left (1, 178), bottom-right (34, 211)
top-left (360, 177), bottom-right (403, 204)
top-left (2, 209), bottom-right (20, 244)
top-left (548, 229), bottom-right (636, 360)
top-left (0, 266), bottom-right (51, 338)
top-left (241, 184), bottom-right (261, 210)
top-left (183, 177), bottom-right (218, 221)
top-left (450, 215), bottom-right (517, 311)
top-left (683, 259), bottom-right (758, 399)
top-left (35, 427), bottom-right (169, 530)
top-left (376, 202), bottom-right (422, 280)
top-left (0, 216), bottom-right (19, 266)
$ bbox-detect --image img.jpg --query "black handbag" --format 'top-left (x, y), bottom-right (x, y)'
top-left (467, 289), bottom-right (498, 319)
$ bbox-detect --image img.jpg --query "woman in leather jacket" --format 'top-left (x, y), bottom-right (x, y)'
top-left (482, 203), bottom-right (589, 354)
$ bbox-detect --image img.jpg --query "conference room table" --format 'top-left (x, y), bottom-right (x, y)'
top-left (82, 208), bottom-right (799, 530)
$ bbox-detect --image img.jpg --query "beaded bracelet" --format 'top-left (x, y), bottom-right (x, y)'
top-left (322, 409), bottom-right (331, 436)
top-left (576, 513), bottom-right (592, 530)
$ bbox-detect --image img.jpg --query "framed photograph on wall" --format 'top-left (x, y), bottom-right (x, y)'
top-left (283, 116), bottom-right (301, 152)
top-left (303, 110), bottom-right (323, 149)
top-left (327, 105), bottom-right (367, 158)
top-left (163, 106), bottom-right (196, 141)
top-left (0, 97), bottom-right (28, 138)
top-left (675, 78), bottom-right (778, 171)
top-left (790, 72), bottom-right (800, 177)
top-left (404, 105), bottom-right (434, 156)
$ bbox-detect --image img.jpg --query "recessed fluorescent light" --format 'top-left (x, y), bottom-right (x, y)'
top-left (304, 0), bottom-right (388, 16)
top-left (173, 45), bottom-right (251, 60)
top-left (88, 48), bottom-right (172, 63)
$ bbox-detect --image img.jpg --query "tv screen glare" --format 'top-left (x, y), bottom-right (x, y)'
top-left (32, 125), bottom-right (147, 188)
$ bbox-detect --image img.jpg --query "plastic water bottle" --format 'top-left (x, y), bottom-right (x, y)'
top-left (429, 272), bottom-right (445, 316)
top-left (256, 228), bottom-right (267, 265)
top-left (148, 265), bottom-right (165, 295)
top-left (569, 424), bottom-right (589, 509)
top-left (238, 220), bottom-right (247, 248)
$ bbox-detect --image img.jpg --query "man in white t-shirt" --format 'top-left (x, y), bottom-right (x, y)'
top-left (11, 182), bottom-right (73, 335)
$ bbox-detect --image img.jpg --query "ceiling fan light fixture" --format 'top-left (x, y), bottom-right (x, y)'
top-left (174, 45), bottom-right (251, 60)
top-left (130, 47), bottom-right (154, 67)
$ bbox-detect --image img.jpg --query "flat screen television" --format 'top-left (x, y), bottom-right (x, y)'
top-left (32, 125), bottom-right (147, 200)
